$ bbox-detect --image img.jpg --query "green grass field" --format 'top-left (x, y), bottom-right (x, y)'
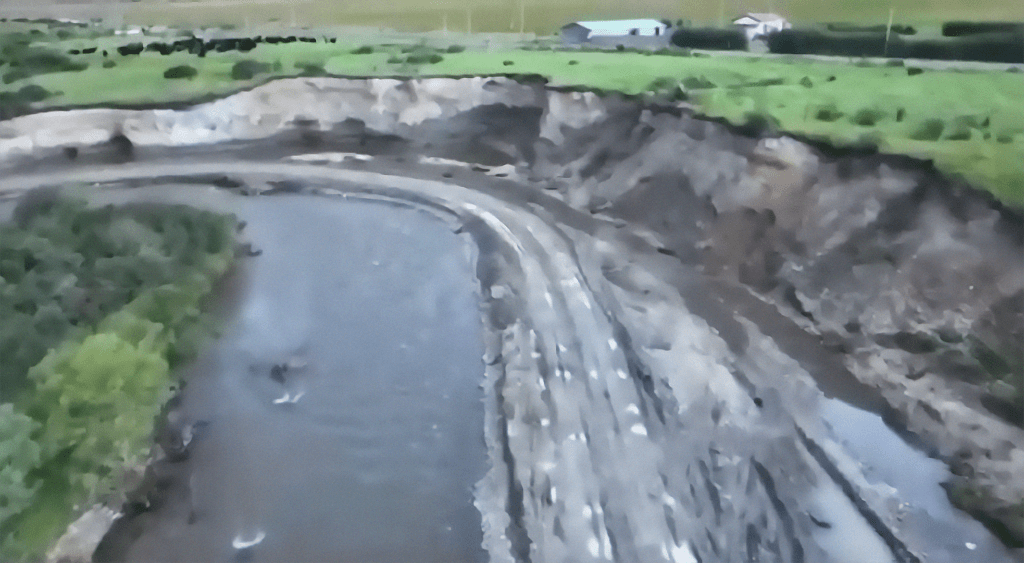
top-left (1, 20), bottom-right (1022, 207)
top-left (122, 0), bottom-right (1024, 33)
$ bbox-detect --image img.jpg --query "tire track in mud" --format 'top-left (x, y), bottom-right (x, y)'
top-left (4, 162), bottom-right (914, 563)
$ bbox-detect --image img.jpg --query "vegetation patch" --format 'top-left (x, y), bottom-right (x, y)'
top-left (851, 108), bottom-right (886, 127)
top-left (163, 65), bottom-right (197, 79)
top-left (230, 59), bottom-right (272, 80)
top-left (814, 105), bottom-right (844, 122)
top-left (405, 53), bottom-right (443, 65)
top-left (910, 118), bottom-right (946, 141)
top-left (0, 193), bottom-right (238, 562)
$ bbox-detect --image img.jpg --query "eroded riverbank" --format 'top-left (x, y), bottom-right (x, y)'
top-left (1, 76), bottom-right (1021, 561)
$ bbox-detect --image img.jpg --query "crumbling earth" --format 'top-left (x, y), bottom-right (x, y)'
top-left (1, 77), bottom-right (1021, 562)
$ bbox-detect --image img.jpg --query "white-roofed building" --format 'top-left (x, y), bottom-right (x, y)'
top-left (560, 19), bottom-right (670, 45)
top-left (732, 13), bottom-right (790, 41)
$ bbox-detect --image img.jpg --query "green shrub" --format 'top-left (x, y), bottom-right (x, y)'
top-left (163, 65), bottom-right (197, 79)
top-left (911, 118), bottom-right (945, 141)
top-left (852, 108), bottom-right (886, 126)
top-left (0, 46), bottom-right (86, 83)
top-left (815, 105), bottom-right (844, 122)
top-left (18, 49), bottom-right (87, 75)
top-left (799, 76), bottom-right (813, 88)
top-left (116, 43), bottom-right (144, 56)
top-left (0, 84), bottom-right (50, 112)
top-left (386, 56), bottom-right (403, 64)
top-left (14, 84), bottom-right (49, 103)
top-left (102, 60), bottom-right (116, 69)
top-left (445, 45), bottom-right (465, 53)
top-left (405, 53), bottom-right (443, 65)
top-left (230, 59), bottom-right (271, 80)
top-left (351, 45), bottom-right (374, 55)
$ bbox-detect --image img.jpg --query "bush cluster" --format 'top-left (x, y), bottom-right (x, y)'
top-left (0, 193), bottom-right (238, 561)
top-left (1, 39), bottom-right (87, 86)
top-left (163, 65), bottom-right (197, 79)
top-left (230, 59), bottom-right (272, 80)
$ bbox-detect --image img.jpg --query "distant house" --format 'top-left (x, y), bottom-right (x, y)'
top-left (732, 13), bottom-right (790, 41)
top-left (560, 19), bottom-right (670, 45)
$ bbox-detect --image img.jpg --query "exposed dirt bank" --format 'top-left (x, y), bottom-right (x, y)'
top-left (1, 76), bottom-right (1021, 558)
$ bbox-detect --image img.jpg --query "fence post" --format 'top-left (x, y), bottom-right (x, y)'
top-left (884, 7), bottom-right (894, 57)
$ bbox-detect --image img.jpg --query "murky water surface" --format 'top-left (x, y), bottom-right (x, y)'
top-left (88, 187), bottom-right (488, 562)
top-left (2, 179), bottom-right (1016, 563)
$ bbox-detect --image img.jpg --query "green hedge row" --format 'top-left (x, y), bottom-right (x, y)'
top-left (767, 29), bottom-right (1024, 63)
top-left (0, 193), bottom-right (238, 562)
top-left (942, 21), bottom-right (1024, 37)
top-left (670, 27), bottom-right (748, 51)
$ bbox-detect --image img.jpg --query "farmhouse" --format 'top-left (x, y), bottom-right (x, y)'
top-left (560, 19), bottom-right (670, 45)
top-left (732, 13), bottom-right (790, 41)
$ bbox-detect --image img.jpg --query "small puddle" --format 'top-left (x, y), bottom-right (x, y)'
top-left (821, 399), bottom-right (1013, 562)
top-left (81, 186), bottom-right (488, 562)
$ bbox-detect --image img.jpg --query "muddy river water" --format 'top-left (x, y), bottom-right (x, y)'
top-left (83, 187), bottom-right (489, 562)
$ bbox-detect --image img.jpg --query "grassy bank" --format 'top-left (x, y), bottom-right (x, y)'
top-left (2, 23), bottom-right (1021, 208)
top-left (428, 48), bottom-right (1024, 205)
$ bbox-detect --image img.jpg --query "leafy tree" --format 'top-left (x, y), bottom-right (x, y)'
top-left (0, 193), bottom-right (239, 561)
